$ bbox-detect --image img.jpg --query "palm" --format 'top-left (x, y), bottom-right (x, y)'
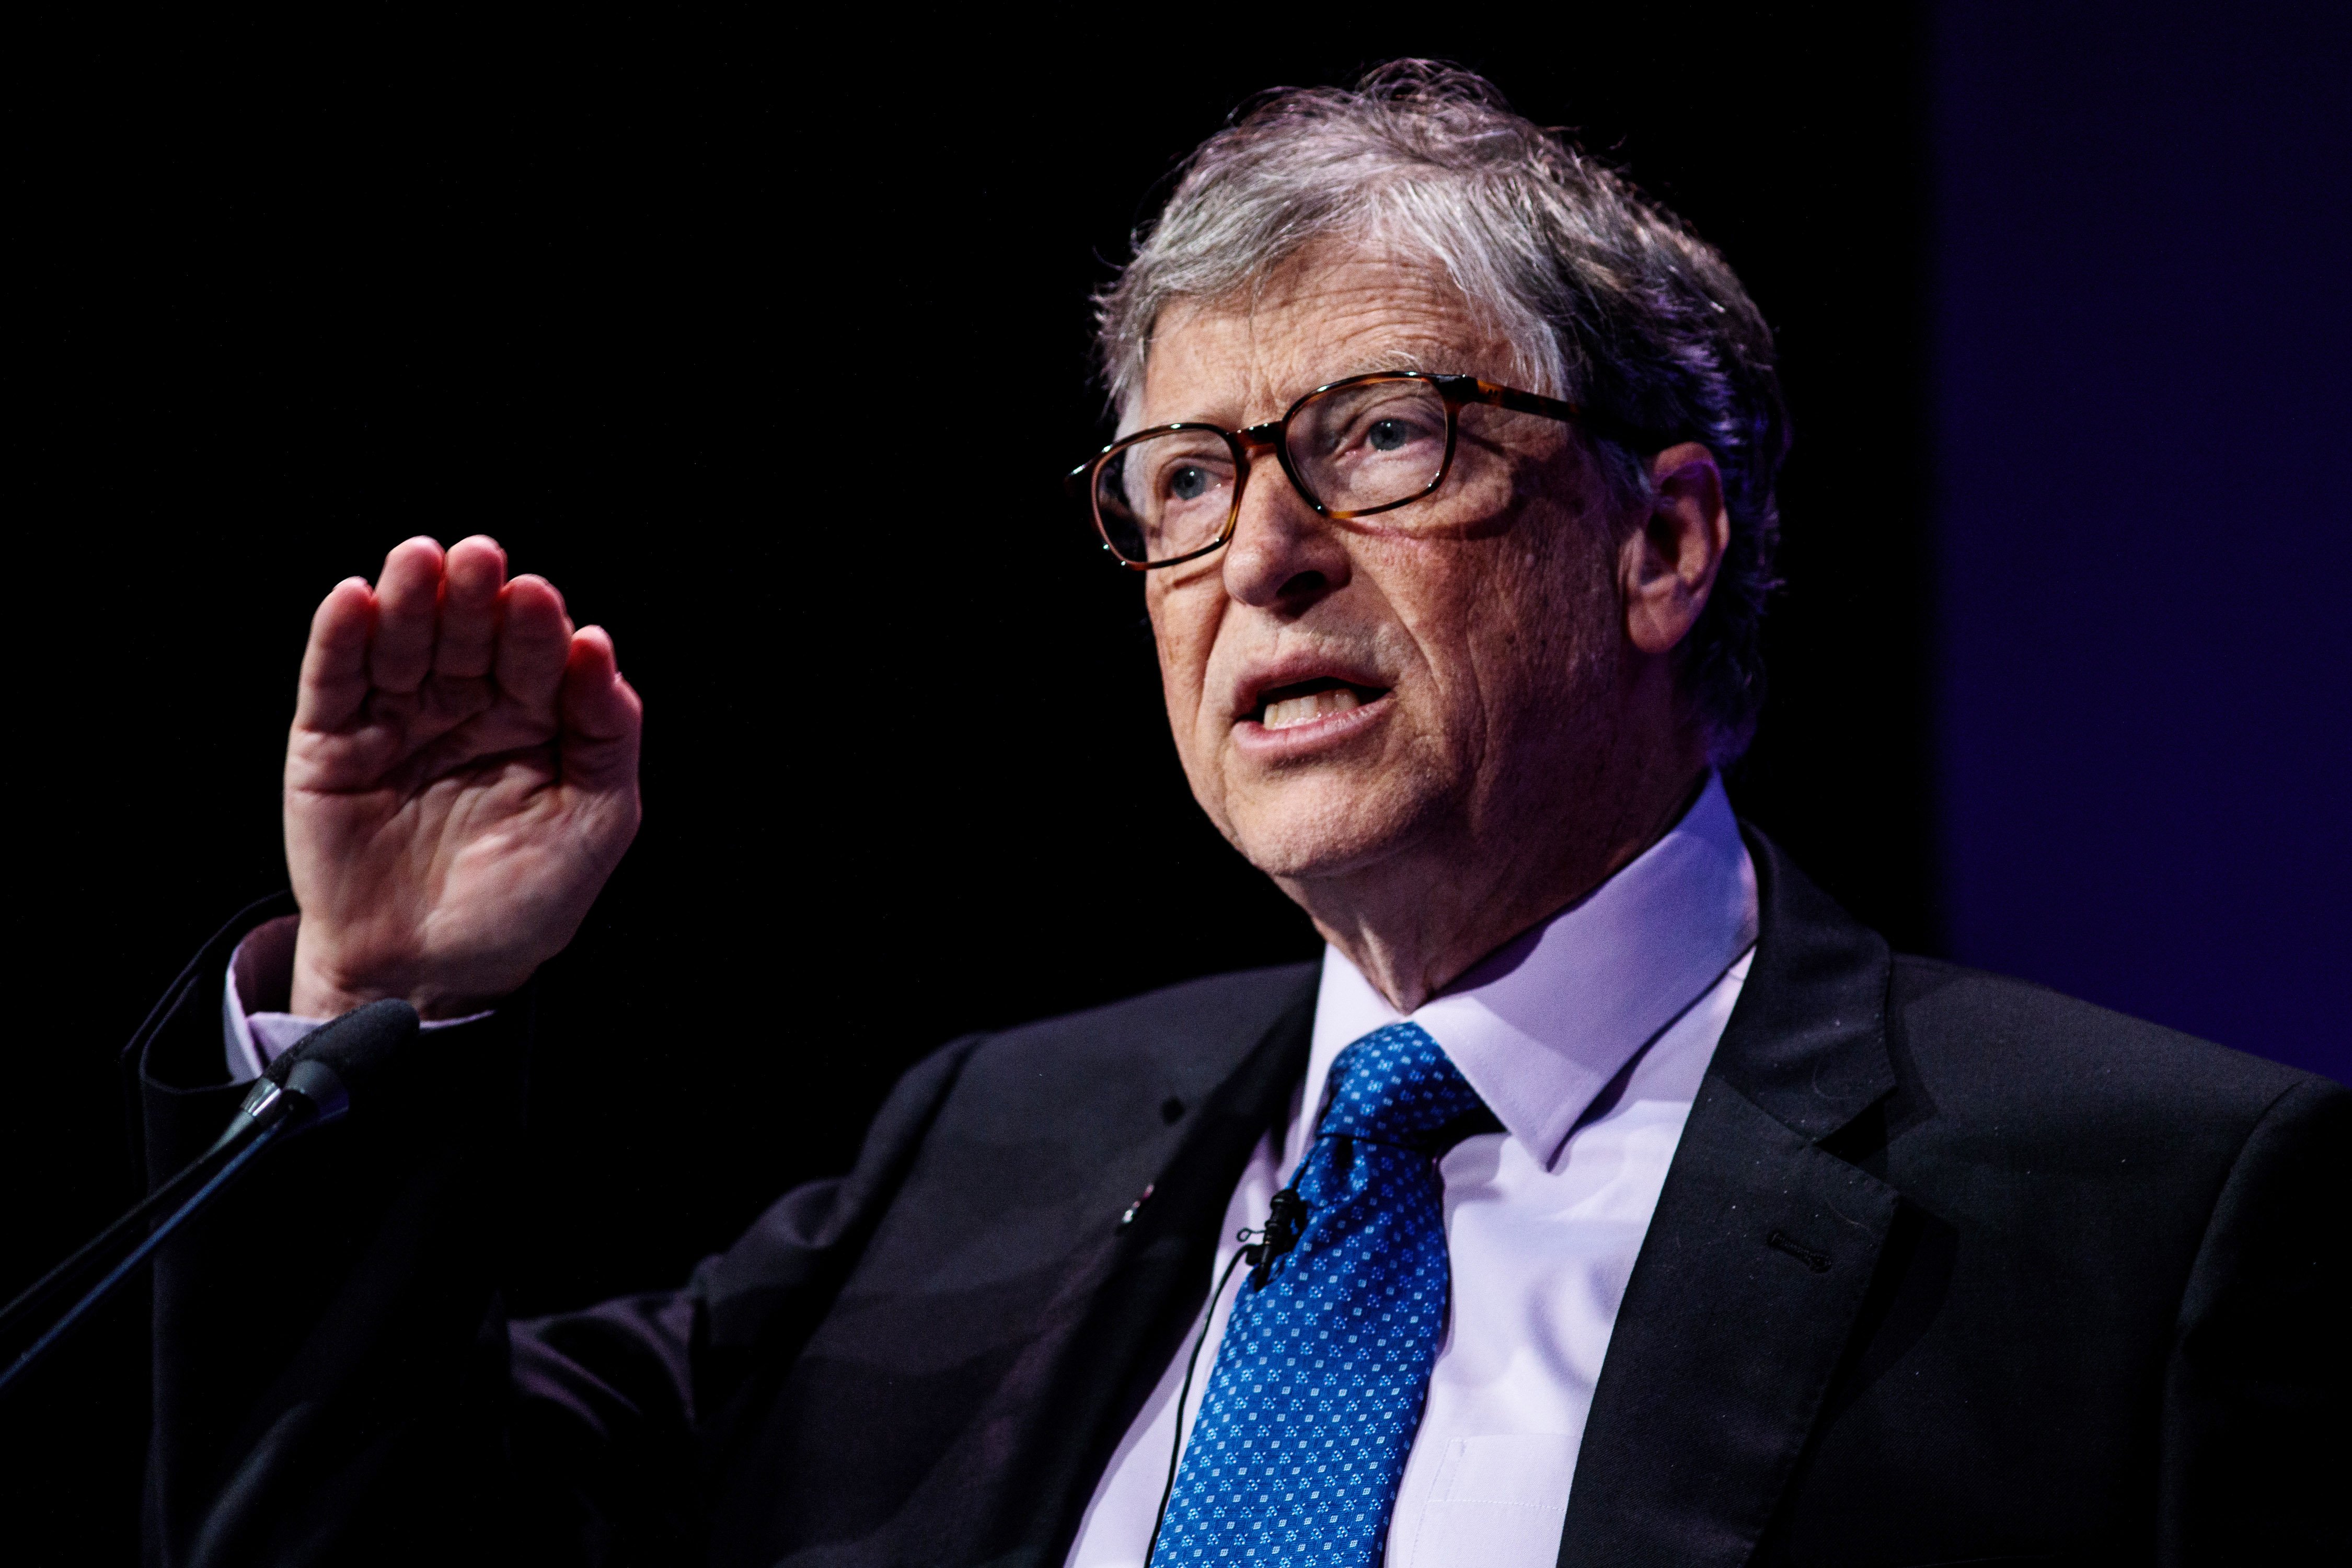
top-left (284, 536), bottom-right (642, 1018)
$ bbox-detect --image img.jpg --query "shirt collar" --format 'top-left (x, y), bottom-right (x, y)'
top-left (1302, 773), bottom-right (1759, 1171)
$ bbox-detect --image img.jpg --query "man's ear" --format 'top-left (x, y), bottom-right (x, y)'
top-left (1622, 442), bottom-right (1730, 656)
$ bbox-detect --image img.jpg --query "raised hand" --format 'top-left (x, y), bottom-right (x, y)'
top-left (284, 535), bottom-right (643, 1019)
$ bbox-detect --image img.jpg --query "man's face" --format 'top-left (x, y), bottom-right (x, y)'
top-left (1140, 246), bottom-right (1635, 891)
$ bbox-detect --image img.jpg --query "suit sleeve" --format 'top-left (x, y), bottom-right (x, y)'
top-left (134, 902), bottom-right (984, 1567)
top-left (2159, 1073), bottom-right (2352, 1563)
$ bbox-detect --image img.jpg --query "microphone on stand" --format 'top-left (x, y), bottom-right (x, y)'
top-left (0, 998), bottom-right (420, 1398)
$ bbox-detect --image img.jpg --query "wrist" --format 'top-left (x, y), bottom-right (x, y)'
top-left (288, 931), bottom-right (505, 1022)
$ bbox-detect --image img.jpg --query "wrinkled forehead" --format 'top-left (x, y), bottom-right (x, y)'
top-left (1131, 247), bottom-right (1512, 432)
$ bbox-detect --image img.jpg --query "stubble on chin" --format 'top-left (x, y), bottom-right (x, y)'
top-left (1210, 730), bottom-right (1460, 886)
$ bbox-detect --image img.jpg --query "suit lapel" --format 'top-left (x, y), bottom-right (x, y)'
top-left (1007, 971), bottom-right (1317, 1558)
top-left (752, 967), bottom-right (1316, 1565)
top-left (1557, 830), bottom-right (1900, 1567)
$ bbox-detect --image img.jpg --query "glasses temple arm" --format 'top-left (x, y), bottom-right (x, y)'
top-left (1467, 378), bottom-right (1671, 455)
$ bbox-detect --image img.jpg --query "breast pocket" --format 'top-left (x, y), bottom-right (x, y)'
top-left (1398, 1434), bottom-right (1576, 1567)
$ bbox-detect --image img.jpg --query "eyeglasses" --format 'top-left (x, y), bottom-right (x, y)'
top-left (1067, 371), bottom-right (1652, 570)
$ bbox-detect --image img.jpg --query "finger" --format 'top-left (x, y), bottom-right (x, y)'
top-left (558, 626), bottom-right (644, 792)
top-left (434, 535), bottom-right (508, 680)
top-left (292, 577), bottom-right (378, 731)
top-left (368, 537), bottom-right (447, 694)
top-left (493, 574), bottom-right (575, 711)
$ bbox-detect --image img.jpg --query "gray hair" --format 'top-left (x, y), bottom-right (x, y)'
top-left (1094, 61), bottom-right (1789, 762)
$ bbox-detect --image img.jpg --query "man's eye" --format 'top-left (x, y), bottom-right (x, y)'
top-left (1367, 419), bottom-right (1412, 453)
top-left (1168, 465), bottom-right (1210, 500)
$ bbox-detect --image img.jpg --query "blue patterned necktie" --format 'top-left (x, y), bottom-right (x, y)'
top-left (1150, 1021), bottom-right (1497, 1565)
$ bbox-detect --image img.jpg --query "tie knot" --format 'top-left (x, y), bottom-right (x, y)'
top-left (1317, 1021), bottom-right (1493, 1153)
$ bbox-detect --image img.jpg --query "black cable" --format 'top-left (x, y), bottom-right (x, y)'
top-left (1145, 1238), bottom-right (1253, 1560)
top-left (1, 1002), bottom-right (405, 1400)
top-left (0, 1132), bottom-right (234, 1347)
top-left (0, 1115), bottom-right (292, 1397)
top-left (0, 1077), bottom-right (291, 1354)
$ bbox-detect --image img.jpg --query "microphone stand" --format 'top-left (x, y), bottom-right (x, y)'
top-left (0, 1059), bottom-right (349, 1398)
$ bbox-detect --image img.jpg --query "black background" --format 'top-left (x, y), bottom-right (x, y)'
top-left (6, 9), bottom-right (1929, 1556)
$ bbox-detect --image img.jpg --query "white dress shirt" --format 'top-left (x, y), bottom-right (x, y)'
top-left (1067, 775), bottom-right (1759, 1567)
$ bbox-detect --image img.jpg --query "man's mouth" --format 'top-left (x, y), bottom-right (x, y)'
top-left (1251, 677), bottom-right (1391, 730)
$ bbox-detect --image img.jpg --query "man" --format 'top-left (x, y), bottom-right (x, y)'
top-left (131, 64), bottom-right (2343, 1566)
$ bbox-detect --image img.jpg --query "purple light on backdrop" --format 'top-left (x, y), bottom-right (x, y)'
top-left (1933, 3), bottom-right (2351, 1082)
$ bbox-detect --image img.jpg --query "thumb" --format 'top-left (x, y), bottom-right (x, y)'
top-left (558, 626), bottom-right (643, 793)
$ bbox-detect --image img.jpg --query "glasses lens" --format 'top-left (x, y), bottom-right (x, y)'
top-left (1093, 429), bottom-right (1237, 564)
top-left (1286, 378), bottom-right (1449, 516)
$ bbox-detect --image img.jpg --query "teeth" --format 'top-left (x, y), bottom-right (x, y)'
top-left (1263, 687), bottom-right (1363, 729)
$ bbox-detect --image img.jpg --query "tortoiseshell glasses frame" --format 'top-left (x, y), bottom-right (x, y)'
top-left (1066, 371), bottom-right (1655, 570)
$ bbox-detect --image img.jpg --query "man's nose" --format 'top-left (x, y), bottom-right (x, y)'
top-left (1220, 454), bottom-right (1351, 610)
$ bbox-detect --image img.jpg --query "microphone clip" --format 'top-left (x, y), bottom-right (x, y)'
top-left (1244, 1186), bottom-right (1309, 1290)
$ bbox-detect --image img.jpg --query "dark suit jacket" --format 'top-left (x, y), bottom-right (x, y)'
top-left (129, 833), bottom-right (2347, 1566)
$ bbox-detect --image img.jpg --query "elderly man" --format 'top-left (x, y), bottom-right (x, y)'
top-left (131, 65), bottom-right (2340, 1567)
